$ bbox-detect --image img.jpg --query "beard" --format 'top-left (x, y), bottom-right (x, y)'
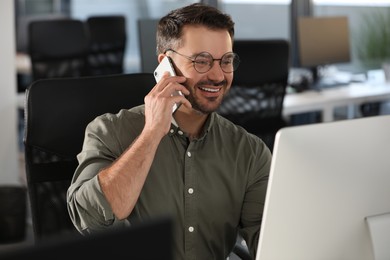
top-left (185, 79), bottom-right (229, 114)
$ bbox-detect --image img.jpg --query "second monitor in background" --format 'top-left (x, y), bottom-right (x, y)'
top-left (138, 18), bottom-right (159, 73)
top-left (297, 16), bottom-right (351, 89)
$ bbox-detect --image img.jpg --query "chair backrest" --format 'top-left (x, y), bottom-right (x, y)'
top-left (218, 39), bottom-right (290, 150)
top-left (28, 19), bottom-right (89, 81)
top-left (16, 14), bottom-right (68, 53)
top-left (24, 73), bottom-right (155, 241)
top-left (232, 39), bottom-right (290, 87)
top-left (86, 15), bottom-right (127, 76)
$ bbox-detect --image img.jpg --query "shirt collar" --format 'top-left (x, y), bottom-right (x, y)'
top-left (171, 116), bottom-right (178, 127)
top-left (169, 112), bottom-right (216, 139)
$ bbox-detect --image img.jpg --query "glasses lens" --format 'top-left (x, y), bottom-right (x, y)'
top-left (194, 53), bottom-right (213, 73)
top-left (221, 53), bottom-right (240, 73)
top-left (192, 52), bottom-right (240, 73)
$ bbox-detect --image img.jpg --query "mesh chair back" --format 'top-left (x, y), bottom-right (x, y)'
top-left (218, 39), bottom-right (290, 150)
top-left (24, 73), bottom-right (155, 241)
top-left (86, 15), bottom-right (127, 76)
top-left (28, 19), bottom-right (89, 81)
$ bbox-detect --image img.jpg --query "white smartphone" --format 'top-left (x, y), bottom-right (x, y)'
top-left (153, 56), bottom-right (183, 113)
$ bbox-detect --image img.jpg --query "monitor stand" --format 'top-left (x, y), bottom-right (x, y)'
top-left (310, 65), bottom-right (350, 91)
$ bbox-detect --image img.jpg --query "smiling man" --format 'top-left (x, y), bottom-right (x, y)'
top-left (67, 3), bottom-right (271, 260)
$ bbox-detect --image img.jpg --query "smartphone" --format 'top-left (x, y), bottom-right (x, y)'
top-left (154, 56), bottom-right (183, 113)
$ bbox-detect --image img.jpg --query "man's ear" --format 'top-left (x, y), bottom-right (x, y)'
top-left (157, 54), bottom-right (166, 63)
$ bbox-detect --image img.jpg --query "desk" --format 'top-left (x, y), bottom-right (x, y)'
top-left (16, 53), bottom-right (31, 75)
top-left (17, 92), bottom-right (25, 110)
top-left (283, 82), bottom-right (390, 122)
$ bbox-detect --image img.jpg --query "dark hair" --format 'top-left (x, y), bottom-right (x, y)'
top-left (156, 3), bottom-right (235, 55)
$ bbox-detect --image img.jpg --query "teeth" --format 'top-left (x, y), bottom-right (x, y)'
top-left (200, 87), bottom-right (219, 93)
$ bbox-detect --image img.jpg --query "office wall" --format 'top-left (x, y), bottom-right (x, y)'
top-left (71, 1), bottom-right (289, 73)
top-left (0, 0), bottom-right (19, 185)
top-left (223, 3), bottom-right (290, 40)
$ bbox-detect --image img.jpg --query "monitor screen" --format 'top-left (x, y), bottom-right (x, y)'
top-left (138, 18), bottom-right (159, 73)
top-left (0, 217), bottom-right (173, 260)
top-left (256, 115), bottom-right (390, 260)
top-left (297, 16), bottom-right (351, 68)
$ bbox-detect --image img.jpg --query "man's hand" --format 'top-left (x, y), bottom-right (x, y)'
top-left (144, 72), bottom-right (191, 139)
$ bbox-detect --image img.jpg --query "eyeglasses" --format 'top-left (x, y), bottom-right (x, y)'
top-left (165, 49), bottom-right (240, 74)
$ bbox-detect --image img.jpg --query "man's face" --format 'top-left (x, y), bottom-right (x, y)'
top-left (169, 25), bottom-right (234, 114)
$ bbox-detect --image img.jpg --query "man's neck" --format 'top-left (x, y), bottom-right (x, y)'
top-left (173, 108), bottom-right (208, 140)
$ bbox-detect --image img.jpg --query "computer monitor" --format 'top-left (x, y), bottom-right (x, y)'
top-left (297, 16), bottom-right (351, 88)
top-left (256, 115), bottom-right (390, 260)
top-left (138, 18), bottom-right (159, 73)
top-left (0, 217), bottom-right (173, 260)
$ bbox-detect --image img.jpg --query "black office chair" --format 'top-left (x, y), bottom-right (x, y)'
top-left (218, 39), bottom-right (290, 151)
top-left (360, 102), bottom-right (381, 117)
top-left (28, 19), bottom-right (89, 81)
top-left (85, 15), bottom-right (127, 76)
top-left (23, 73), bottom-right (155, 241)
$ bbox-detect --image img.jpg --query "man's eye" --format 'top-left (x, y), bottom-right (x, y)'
top-left (195, 60), bottom-right (210, 66)
top-left (222, 59), bottom-right (233, 65)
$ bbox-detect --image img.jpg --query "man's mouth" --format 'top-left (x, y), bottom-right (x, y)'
top-left (198, 86), bottom-right (221, 93)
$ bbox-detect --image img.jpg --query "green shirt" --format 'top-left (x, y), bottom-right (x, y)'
top-left (67, 105), bottom-right (271, 260)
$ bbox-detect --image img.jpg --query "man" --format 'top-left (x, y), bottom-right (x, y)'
top-left (67, 3), bottom-right (271, 259)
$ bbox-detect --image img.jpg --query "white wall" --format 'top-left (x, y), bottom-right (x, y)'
top-left (223, 3), bottom-right (290, 40)
top-left (0, 0), bottom-right (19, 185)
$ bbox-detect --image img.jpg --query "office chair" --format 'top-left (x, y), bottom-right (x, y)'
top-left (218, 39), bottom-right (290, 151)
top-left (360, 102), bottom-right (381, 117)
top-left (86, 15), bottom-right (127, 76)
top-left (23, 73), bottom-right (155, 241)
top-left (28, 19), bottom-right (89, 81)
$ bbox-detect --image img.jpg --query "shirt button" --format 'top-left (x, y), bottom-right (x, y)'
top-left (188, 188), bottom-right (194, 194)
top-left (187, 151), bottom-right (191, 157)
top-left (169, 129), bottom-right (174, 134)
top-left (178, 130), bottom-right (184, 135)
top-left (188, 226), bottom-right (194, 232)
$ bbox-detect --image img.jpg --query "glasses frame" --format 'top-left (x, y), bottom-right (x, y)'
top-left (165, 49), bottom-right (240, 74)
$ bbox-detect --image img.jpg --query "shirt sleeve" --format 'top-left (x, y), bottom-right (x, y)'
top-left (66, 114), bottom-right (130, 234)
top-left (239, 138), bottom-right (272, 259)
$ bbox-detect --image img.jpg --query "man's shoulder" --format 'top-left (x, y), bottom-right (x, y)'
top-left (213, 113), bottom-right (271, 158)
top-left (87, 105), bottom-right (145, 132)
top-left (96, 105), bottom-right (145, 121)
top-left (214, 113), bottom-right (251, 135)
top-left (86, 105), bottom-right (145, 140)
top-left (213, 113), bottom-right (263, 143)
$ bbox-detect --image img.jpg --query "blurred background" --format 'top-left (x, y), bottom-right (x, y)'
top-left (2, 0), bottom-right (390, 248)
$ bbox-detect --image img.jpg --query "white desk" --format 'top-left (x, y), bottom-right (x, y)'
top-left (16, 53), bottom-right (31, 75)
top-left (17, 92), bottom-right (26, 110)
top-left (17, 81), bottom-right (390, 122)
top-left (283, 82), bottom-right (390, 122)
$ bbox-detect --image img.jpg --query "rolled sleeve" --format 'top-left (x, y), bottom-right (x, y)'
top-left (67, 175), bottom-right (117, 233)
top-left (67, 111), bottom-right (136, 233)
